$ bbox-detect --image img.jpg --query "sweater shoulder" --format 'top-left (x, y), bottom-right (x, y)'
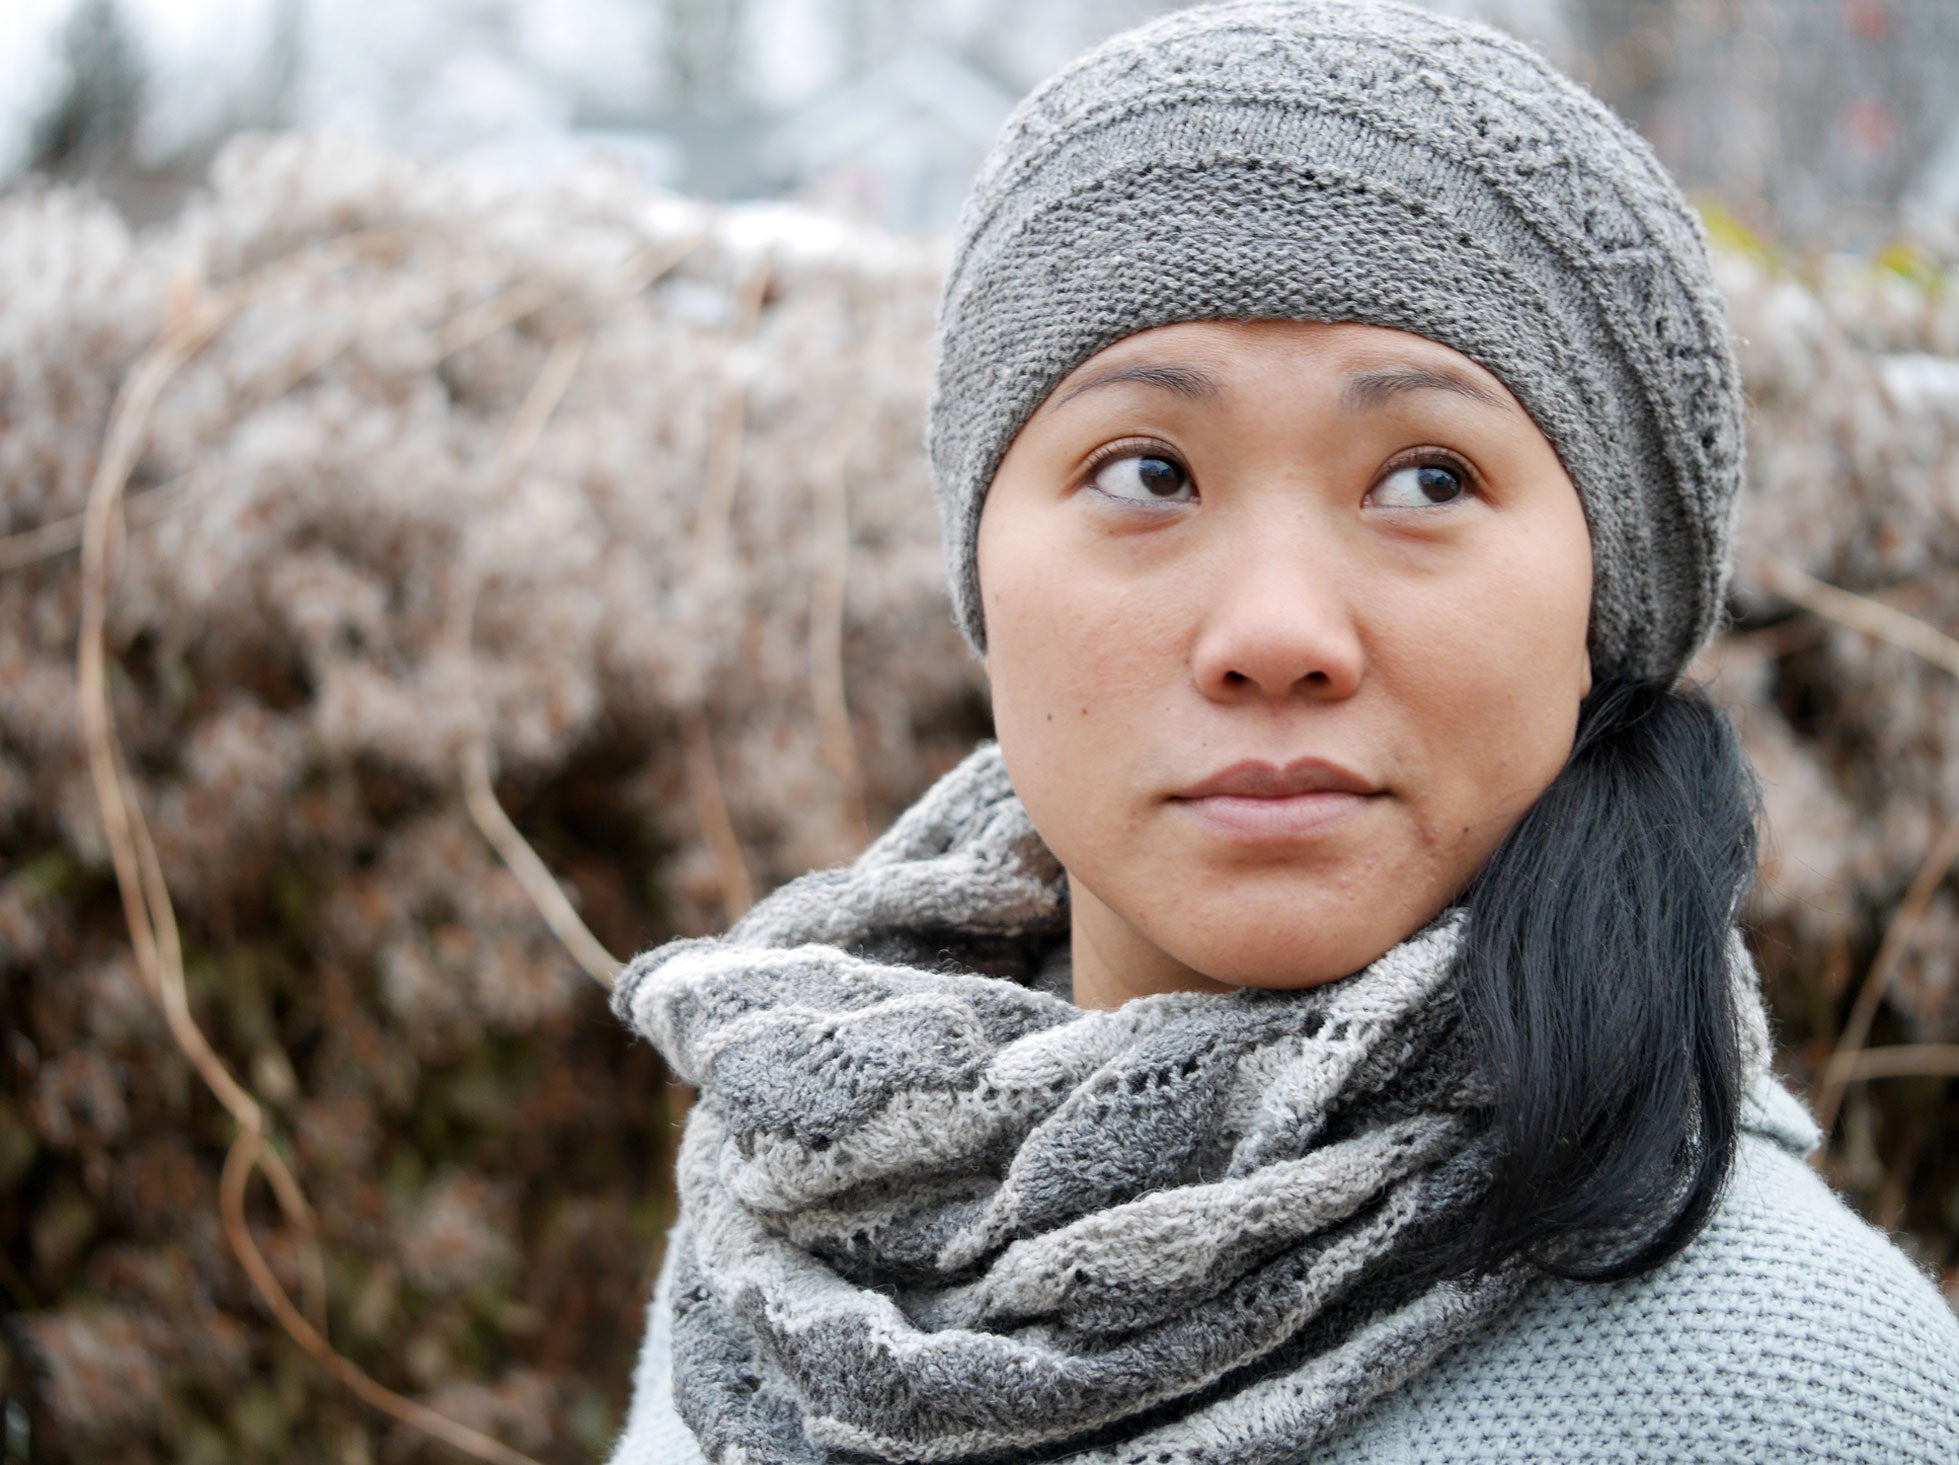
top-left (613, 1088), bottom-right (1958, 1465)
top-left (1320, 1124), bottom-right (1959, 1463)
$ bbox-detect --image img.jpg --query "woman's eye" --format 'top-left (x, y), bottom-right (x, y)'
top-left (1373, 462), bottom-right (1468, 508)
top-left (1090, 452), bottom-right (1194, 503)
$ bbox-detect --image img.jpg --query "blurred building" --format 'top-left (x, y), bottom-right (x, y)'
top-left (4, 0), bottom-right (1958, 246)
top-left (755, 44), bottom-right (1018, 232)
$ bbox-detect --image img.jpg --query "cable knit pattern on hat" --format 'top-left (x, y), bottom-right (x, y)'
top-left (927, 0), bottom-right (1745, 683)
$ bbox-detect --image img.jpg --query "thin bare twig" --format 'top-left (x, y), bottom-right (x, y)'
top-left (1814, 810), bottom-right (1959, 1135)
top-left (449, 232), bottom-right (706, 979)
top-left (461, 739), bottom-right (620, 988)
top-left (1754, 559), bottom-right (1959, 1137)
top-left (1719, 579), bottom-right (1941, 664)
top-left (684, 713), bottom-right (754, 923)
top-left (452, 328), bottom-right (623, 989)
top-left (673, 253), bottom-right (773, 924)
top-left (221, 1134), bottom-right (541, 1465)
top-left (5, 222), bottom-right (537, 580)
top-left (0, 474), bottom-right (207, 574)
top-left (1826, 1044), bottom-right (1959, 1083)
top-left (437, 277), bottom-right (572, 360)
top-left (1762, 558), bottom-right (1959, 679)
top-left (118, 736), bottom-right (329, 1326)
top-left (437, 235), bottom-right (702, 361)
top-left (689, 257), bottom-right (773, 577)
top-left (498, 330), bottom-right (590, 473)
top-left (806, 299), bottom-right (879, 853)
top-left (77, 248), bottom-right (549, 1465)
top-left (79, 296), bottom-right (248, 1093)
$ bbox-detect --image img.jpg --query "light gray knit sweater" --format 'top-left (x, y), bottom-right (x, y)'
top-left (611, 1073), bottom-right (1958, 1463)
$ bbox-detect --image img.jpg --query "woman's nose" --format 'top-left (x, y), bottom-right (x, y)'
top-left (1188, 537), bottom-right (1365, 702)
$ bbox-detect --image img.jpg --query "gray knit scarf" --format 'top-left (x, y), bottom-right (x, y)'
top-left (613, 743), bottom-right (1771, 1465)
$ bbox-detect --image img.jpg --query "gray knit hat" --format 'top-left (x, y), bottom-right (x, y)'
top-left (928, 0), bottom-right (1744, 684)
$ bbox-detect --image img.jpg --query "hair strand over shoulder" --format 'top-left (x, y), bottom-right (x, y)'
top-left (1451, 678), bottom-right (1762, 1284)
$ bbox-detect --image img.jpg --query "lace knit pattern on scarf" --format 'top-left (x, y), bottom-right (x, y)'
top-left (612, 744), bottom-right (1770, 1465)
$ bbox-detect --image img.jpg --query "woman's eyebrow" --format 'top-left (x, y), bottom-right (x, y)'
top-left (1043, 362), bottom-right (1222, 414)
top-left (1342, 364), bottom-right (1518, 416)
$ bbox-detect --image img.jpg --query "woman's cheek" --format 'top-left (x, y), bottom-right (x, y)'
top-left (990, 583), bottom-right (1137, 824)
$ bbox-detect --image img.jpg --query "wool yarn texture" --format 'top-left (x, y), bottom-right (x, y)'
top-left (611, 744), bottom-right (1775, 1465)
top-left (927, 0), bottom-right (1746, 685)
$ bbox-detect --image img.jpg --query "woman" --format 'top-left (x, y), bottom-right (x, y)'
top-left (609, 4), bottom-right (1959, 1461)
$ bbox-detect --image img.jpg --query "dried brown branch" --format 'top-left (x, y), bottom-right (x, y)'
top-left (670, 251), bottom-right (775, 924)
top-left (0, 473), bottom-right (206, 574)
top-left (437, 235), bottom-right (703, 361)
top-left (448, 233), bottom-right (708, 982)
top-left (1814, 809), bottom-right (1959, 1135)
top-left (1827, 1044), bottom-right (1959, 1083)
top-left (221, 1133), bottom-right (543, 1465)
top-left (807, 299), bottom-right (878, 853)
top-left (453, 328), bottom-right (623, 989)
top-left (76, 242), bottom-right (556, 1465)
top-left (440, 232), bottom-right (764, 951)
top-left (1751, 559), bottom-right (1959, 1139)
top-left (437, 277), bottom-right (574, 360)
top-left (689, 256), bottom-right (773, 577)
top-left (4, 221), bottom-right (523, 580)
top-left (497, 330), bottom-right (589, 474)
top-left (77, 287), bottom-right (342, 1384)
top-left (1762, 558), bottom-right (1959, 679)
top-left (1713, 576), bottom-right (1953, 663)
top-left (79, 283), bottom-right (245, 1059)
top-left (684, 712), bottom-right (754, 924)
top-left (461, 738), bottom-right (621, 989)
top-left (118, 735), bottom-right (329, 1327)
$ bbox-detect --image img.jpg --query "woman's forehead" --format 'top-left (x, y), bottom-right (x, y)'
top-left (1040, 320), bottom-right (1526, 420)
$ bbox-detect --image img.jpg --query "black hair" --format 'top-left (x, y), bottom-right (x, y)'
top-left (1448, 677), bottom-right (1762, 1284)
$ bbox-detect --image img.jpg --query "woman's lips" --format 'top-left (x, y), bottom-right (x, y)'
top-left (1170, 759), bottom-right (1380, 841)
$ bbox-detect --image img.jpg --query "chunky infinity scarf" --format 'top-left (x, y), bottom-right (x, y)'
top-left (613, 743), bottom-right (1771, 1465)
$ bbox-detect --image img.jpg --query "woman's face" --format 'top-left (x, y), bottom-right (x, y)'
top-left (977, 320), bottom-right (1594, 1009)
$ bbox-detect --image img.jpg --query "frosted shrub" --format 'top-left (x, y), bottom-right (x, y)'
top-left (0, 136), bottom-right (1953, 1460)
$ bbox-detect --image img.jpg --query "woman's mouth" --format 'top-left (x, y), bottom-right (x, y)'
top-left (1169, 759), bottom-right (1381, 841)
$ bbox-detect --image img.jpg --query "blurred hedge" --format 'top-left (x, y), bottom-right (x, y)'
top-left (0, 138), bottom-right (1954, 1463)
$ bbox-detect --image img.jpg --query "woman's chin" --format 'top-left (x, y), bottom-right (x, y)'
top-left (1121, 866), bottom-right (1451, 991)
top-left (1155, 924), bottom-right (1413, 992)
